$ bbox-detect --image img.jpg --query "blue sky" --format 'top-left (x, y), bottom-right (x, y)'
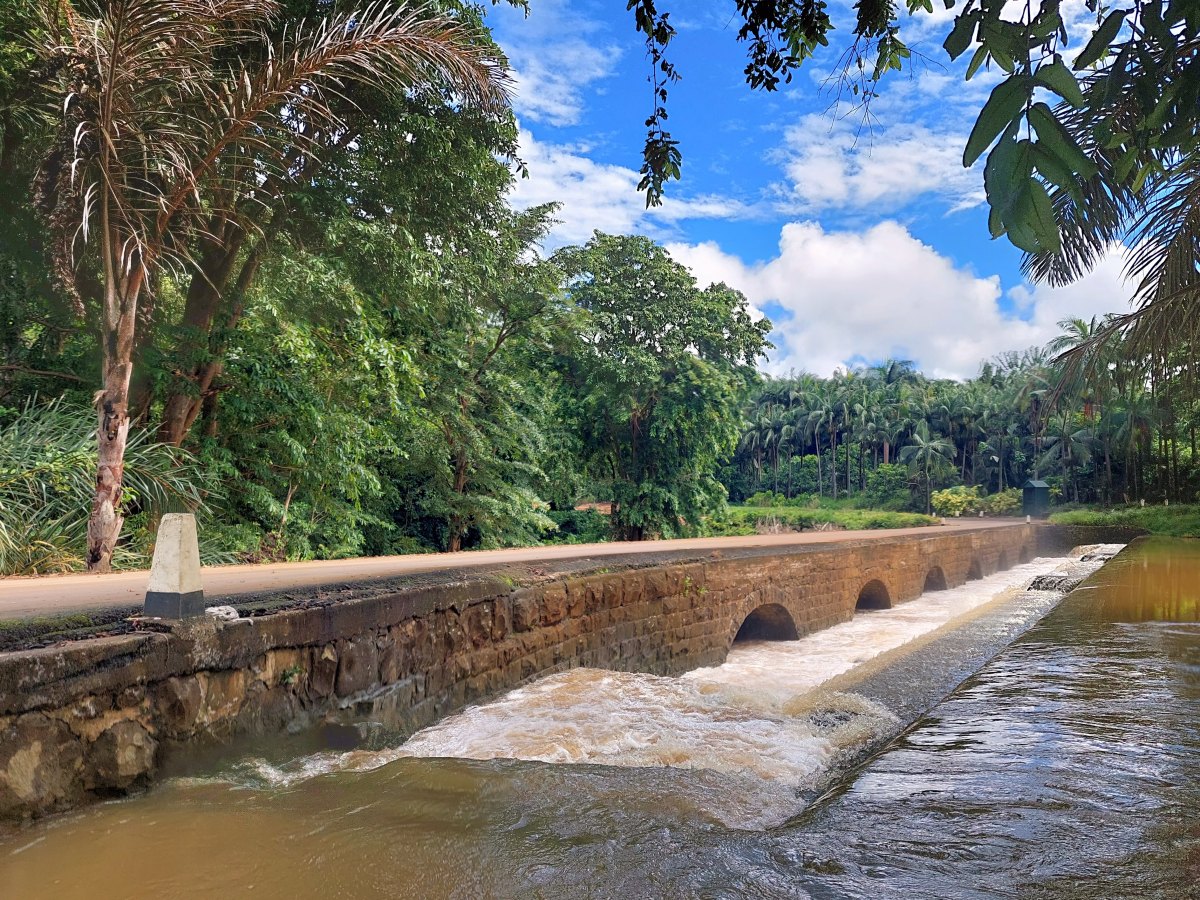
top-left (483, 0), bottom-right (1130, 379)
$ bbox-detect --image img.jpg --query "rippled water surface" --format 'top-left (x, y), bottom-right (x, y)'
top-left (2, 542), bottom-right (1197, 899)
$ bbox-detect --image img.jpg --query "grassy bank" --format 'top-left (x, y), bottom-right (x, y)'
top-left (1049, 504), bottom-right (1200, 537)
top-left (704, 505), bottom-right (939, 536)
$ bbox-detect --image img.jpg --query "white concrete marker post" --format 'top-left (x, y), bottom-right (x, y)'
top-left (144, 513), bottom-right (205, 620)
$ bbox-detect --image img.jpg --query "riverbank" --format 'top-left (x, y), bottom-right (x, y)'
top-left (1050, 502), bottom-right (1200, 536)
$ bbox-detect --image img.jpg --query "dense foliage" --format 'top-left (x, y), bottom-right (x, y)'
top-left (3, 2), bottom-right (1200, 573)
top-left (726, 324), bottom-right (1200, 517)
top-left (0, 2), bottom-right (776, 571)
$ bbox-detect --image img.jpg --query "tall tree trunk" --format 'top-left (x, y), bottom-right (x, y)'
top-left (87, 263), bottom-right (144, 572)
top-left (830, 427), bottom-right (838, 500)
top-left (160, 212), bottom-right (276, 446)
top-left (159, 224), bottom-right (245, 445)
top-left (845, 437), bottom-right (852, 497)
top-left (815, 437), bottom-right (823, 498)
top-left (1104, 437), bottom-right (1113, 506)
top-left (924, 458), bottom-right (932, 515)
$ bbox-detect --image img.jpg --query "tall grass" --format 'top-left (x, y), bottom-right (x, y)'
top-left (704, 505), bottom-right (938, 536)
top-left (1049, 505), bottom-right (1200, 538)
top-left (0, 399), bottom-right (207, 574)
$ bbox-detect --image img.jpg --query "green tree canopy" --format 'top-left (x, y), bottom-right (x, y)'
top-left (554, 233), bottom-right (771, 540)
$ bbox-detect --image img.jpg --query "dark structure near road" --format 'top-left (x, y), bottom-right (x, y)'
top-left (1023, 480), bottom-right (1051, 518)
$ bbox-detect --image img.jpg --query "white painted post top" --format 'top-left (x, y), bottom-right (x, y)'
top-left (147, 513), bottom-right (203, 595)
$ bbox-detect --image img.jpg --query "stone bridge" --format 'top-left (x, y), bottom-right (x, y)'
top-left (0, 524), bottom-right (1040, 821)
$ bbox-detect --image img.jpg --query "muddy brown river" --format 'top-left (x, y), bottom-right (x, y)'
top-left (2, 539), bottom-right (1196, 898)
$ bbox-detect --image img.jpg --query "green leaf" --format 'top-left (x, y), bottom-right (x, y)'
top-left (1031, 11), bottom-right (1064, 40)
top-left (1112, 146), bottom-right (1139, 183)
top-left (1027, 101), bottom-right (1100, 179)
top-left (1034, 60), bottom-right (1085, 108)
top-left (1023, 179), bottom-right (1062, 254)
top-left (987, 202), bottom-right (1006, 238)
top-left (943, 12), bottom-right (977, 60)
top-left (1004, 206), bottom-right (1044, 253)
top-left (1131, 161), bottom-right (1154, 193)
top-left (1145, 84), bottom-right (1177, 130)
top-left (965, 44), bottom-right (989, 79)
top-left (1074, 9), bottom-right (1129, 71)
top-left (1032, 143), bottom-right (1084, 206)
top-left (964, 75), bottom-right (1030, 167)
top-left (983, 129), bottom-right (1031, 218)
top-left (978, 18), bottom-right (1023, 72)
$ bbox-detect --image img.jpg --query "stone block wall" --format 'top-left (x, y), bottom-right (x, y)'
top-left (0, 525), bottom-right (1037, 822)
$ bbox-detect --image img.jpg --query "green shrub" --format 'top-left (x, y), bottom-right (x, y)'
top-left (707, 504), bottom-right (937, 534)
top-left (543, 508), bottom-right (611, 544)
top-left (0, 398), bottom-right (208, 574)
top-left (981, 488), bottom-right (1021, 516)
top-left (862, 463), bottom-right (914, 511)
top-left (931, 485), bottom-right (981, 517)
top-left (1049, 504), bottom-right (1200, 537)
top-left (745, 491), bottom-right (786, 507)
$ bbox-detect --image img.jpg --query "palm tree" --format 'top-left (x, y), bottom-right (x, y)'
top-left (899, 424), bottom-right (955, 515)
top-left (1040, 420), bottom-right (1097, 504)
top-left (33, 0), bottom-right (509, 570)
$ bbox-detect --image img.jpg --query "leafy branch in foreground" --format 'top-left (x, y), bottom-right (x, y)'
top-left (626, 0), bottom-right (1196, 266)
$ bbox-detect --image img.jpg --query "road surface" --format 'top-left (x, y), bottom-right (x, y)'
top-left (0, 519), bottom-right (1027, 621)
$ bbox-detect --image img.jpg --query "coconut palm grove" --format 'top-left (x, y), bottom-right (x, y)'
top-left (3, 0), bottom-right (1200, 576)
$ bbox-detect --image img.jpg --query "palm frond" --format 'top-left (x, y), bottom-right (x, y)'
top-left (0, 397), bottom-right (209, 574)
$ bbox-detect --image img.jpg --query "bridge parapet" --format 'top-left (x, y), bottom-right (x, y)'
top-left (0, 524), bottom-right (1038, 822)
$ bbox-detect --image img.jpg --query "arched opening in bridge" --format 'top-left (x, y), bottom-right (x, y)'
top-left (734, 604), bottom-right (799, 642)
top-left (997, 551), bottom-right (1011, 571)
top-left (923, 566), bottom-right (948, 592)
top-left (856, 579), bottom-right (891, 611)
top-left (966, 559), bottom-right (983, 580)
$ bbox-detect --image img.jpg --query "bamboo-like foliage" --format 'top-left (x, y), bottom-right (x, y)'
top-left (0, 398), bottom-right (205, 574)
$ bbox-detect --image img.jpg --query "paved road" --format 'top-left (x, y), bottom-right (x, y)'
top-left (0, 519), bottom-right (1026, 620)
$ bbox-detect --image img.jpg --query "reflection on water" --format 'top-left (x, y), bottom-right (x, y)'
top-left (1070, 536), bottom-right (1200, 623)
top-left (2, 541), bottom-right (1198, 899)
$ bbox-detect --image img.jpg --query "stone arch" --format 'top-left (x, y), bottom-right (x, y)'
top-left (923, 566), bottom-right (948, 592)
top-left (734, 604), bottom-right (799, 642)
top-left (997, 550), bottom-right (1011, 571)
top-left (856, 579), bottom-right (891, 610)
top-left (966, 558), bottom-right (983, 581)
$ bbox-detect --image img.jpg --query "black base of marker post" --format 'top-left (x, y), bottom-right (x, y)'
top-left (144, 589), bottom-right (207, 620)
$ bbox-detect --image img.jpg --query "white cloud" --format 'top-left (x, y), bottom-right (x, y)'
top-left (489, 0), bottom-right (621, 127)
top-left (773, 116), bottom-right (984, 215)
top-left (509, 130), bottom-right (754, 248)
top-left (667, 221), bottom-right (1132, 379)
top-left (775, 0), bottom-right (1111, 219)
